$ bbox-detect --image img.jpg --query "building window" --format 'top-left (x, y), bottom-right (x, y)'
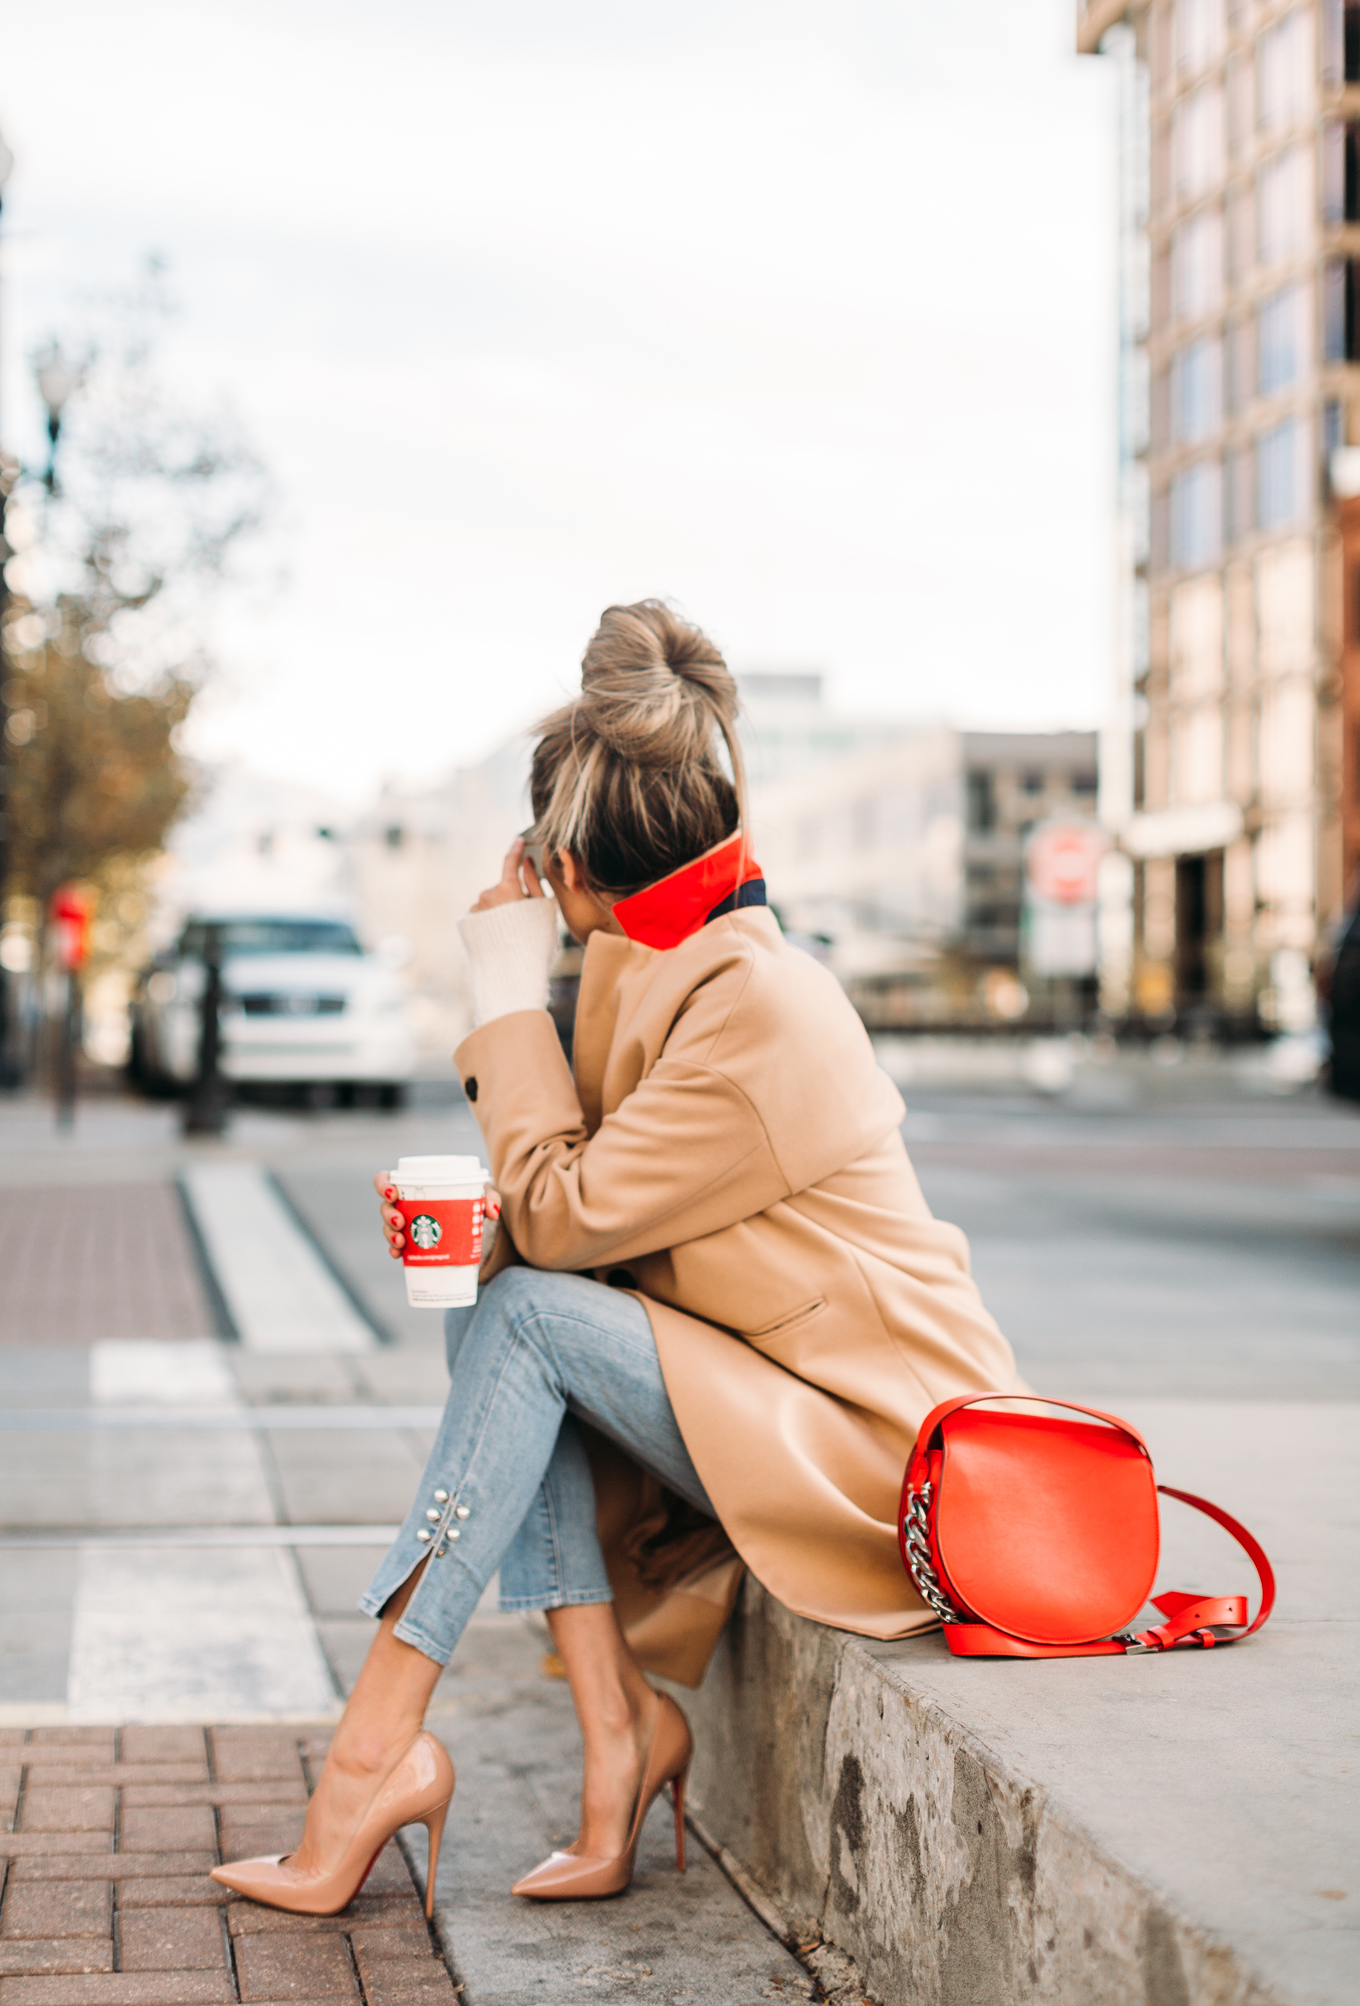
top-left (1257, 11), bottom-right (1312, 132)
top-left (1021, 770), bottom-right (1044, 796)
top-left (1172, 209), bottom-right (1224, 322)
top-left (1322, 120), bottom-right (1360, 222)
top-left (1170, 459), bottom-right (1224, 568)
top-left (1173, 84), bottom-right (1226, 202)
top-left (1073, 770), bottom-right (1098, 795)
top-left (1324, 258), bottom-right (1360, 360)
top-left (1176, 0), bottom-right (1226, 78)
top-left (966, 770), bottom-right (995, 834)
top-left (1257, 285), bottom-right (1309, 395)
top-left (1324, 0), bottom-right (1360, 82)
top-left (1257, 145), bottom-right (1312, 266)
top-left (1172, 336), bottom-right (1223, 441)
top-left (1226, 317), bottom-right (1253, 412)
top-left (1255, 418), bottom-right (1310, 530)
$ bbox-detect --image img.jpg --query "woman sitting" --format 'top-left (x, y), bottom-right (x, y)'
top-left (213, 599), bottom-right (1022, 1916)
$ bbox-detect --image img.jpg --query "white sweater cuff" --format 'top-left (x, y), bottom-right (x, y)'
top-left (457, 898), bottom-right (560, 1027)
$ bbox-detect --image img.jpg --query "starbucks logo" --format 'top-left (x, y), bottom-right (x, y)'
top-left (409, 1213), bottom-right (442, 1251)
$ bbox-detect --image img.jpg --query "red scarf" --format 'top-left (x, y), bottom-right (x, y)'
top-left (612, 834), bottom-right (765, 951)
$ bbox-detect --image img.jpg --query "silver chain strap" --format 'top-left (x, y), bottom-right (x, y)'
top-left (902, 1481), bottom-right (961, 1624)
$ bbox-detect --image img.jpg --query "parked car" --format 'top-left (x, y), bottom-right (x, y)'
top-left (129, 913), bottom-right (417, 1104)
top-left (1321, 899), bottom-right (1360, 1104)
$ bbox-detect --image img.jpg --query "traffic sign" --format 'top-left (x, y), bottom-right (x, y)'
top-left (1025, 821), bottom-right (1107, 907)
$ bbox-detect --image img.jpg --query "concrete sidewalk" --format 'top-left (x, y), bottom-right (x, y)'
top-left (0, 1091), bottom-right (808, 2003)
top-left (2, 1079), bottom-right (1357, 2003)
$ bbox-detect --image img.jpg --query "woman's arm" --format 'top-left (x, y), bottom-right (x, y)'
top-left (455, 1010), bottom-right (790, 1273)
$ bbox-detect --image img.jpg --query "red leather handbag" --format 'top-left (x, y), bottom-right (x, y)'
top-left (898, 1394), bottom-right (1275, 1658)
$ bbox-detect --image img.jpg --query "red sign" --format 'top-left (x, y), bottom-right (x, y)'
top-left (49, 885), bottom-right (94, 971)
top-left (1025, 822), bottom-right (1107, 907)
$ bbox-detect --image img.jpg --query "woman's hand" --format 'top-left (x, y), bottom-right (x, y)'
top-left (375, 1172), bottom-right (407, 1259)
top-left (374, 1173), bottom-right (502, 1261)
top-left (470, 838), bottom-right (547, 913)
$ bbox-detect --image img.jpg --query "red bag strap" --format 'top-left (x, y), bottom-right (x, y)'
top-left (907, 1391), bottom-right (1153, 1488)
top-left (1130, 1485), bottom-right (1276, 1649)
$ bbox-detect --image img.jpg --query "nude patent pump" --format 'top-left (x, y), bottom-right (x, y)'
top-left (511, 1692), bottom-right (692, 1901)
top-left (210, 1730), bottom-right (454, 1919)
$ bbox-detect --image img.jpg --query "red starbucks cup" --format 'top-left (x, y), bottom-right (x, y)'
top-left (388, 1155), bottom-right (490, 1309)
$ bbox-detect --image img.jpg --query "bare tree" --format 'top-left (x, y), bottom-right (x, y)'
top-left (2, 260), bottom-right (270, 955)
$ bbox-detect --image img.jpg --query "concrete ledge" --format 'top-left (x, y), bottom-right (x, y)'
top-left (681, 1402), bottom-right (1358, 2006)
top-left (686, 1580), bottom-right (1282, 2005)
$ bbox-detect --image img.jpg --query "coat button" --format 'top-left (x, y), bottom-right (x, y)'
top-left (448, 1527), bottom-right (461, 1540)
top-left (454, 1505), bottom-right (470, 1520)
top-left (434, 1490), bottom-right (449, 1504)
top-left (464, 1077), bottom-right (478, 1102)
top-left (417, 1528), bottom-right (432, 1543)
top-left (425, 1509), bottom-right (441, 1523)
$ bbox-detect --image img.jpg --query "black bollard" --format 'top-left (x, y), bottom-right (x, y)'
top-left (55, 968), bottom-right (79, 1132)
top-left (182, 923), bottom-right (230, 1136)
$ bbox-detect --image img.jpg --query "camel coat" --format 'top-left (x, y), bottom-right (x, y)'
top-left (455, 907), bottom-right (1024, 1683)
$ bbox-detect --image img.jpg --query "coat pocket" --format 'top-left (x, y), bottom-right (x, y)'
top-left (742, 1297), bottom-right (828, 1347)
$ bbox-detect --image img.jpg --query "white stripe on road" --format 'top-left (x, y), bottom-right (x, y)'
top-left (6, 1525), bottom-right (400, 1548)
top-left (73, 1338), bottom-right (345, 1720)
top-left (0, 1407), bottom-right (442, 1431)
top-left (91, 1338), bottom-right (240, 1406)
top-left (66, 1545), bottom-right (339, 1723)
top-left (181, 1164), bottom-right (374, 1353)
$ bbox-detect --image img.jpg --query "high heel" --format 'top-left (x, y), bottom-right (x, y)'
top-left (511, 1691), bottom-right (692, 1901)
top-left (210, 1730), bottom-right (454, 1919)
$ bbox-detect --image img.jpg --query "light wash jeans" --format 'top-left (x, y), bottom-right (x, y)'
top-left (359, 1266), bottom-right (714, 1665)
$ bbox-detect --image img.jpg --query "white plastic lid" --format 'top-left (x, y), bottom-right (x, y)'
top-left (394, 1155), bottom-right (487, 1180)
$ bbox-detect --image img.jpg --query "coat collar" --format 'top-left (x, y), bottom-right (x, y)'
top-left (611, 833), bottom-right (765, 951)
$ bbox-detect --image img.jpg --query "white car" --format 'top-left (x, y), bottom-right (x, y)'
top-left (130, 913), bottom-right (417, 1105)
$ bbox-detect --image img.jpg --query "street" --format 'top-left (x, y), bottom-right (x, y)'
top-left (0, 1055), bottom-right (1356, 2001)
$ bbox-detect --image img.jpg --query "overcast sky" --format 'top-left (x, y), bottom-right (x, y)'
top-left (0, 0), bottom-right (1117, 803)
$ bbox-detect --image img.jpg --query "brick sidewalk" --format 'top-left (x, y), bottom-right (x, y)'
top-left (0, 1725), bottom-right (459, 2004)
top-left (0, 1186), bottom-right (217, 1345)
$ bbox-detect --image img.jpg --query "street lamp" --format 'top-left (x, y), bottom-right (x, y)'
top-left (32, 342), bottom-right (80, 493)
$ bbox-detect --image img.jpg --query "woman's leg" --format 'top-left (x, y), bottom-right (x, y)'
top-left (547, 1602), bottom-right (663, 1859)
top-left (286, 1567), bottom-right (441, 1874)
top-left (289, 1268), bottom-right (711, 1869)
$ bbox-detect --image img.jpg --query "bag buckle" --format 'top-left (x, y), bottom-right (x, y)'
top-left (1112, 1632), bottom-right (1158, 1655)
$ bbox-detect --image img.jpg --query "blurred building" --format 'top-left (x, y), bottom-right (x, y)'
top-left (346, 677), bottom-right (910, 1053)
top-left (1080, 0), bottom-right (1360, 1037)
top-left (348, 737), bottom-right (532, 1056)
top-left (154, 770), bottom-right (356, 940)
top-left (751, 723), bottom-right (1099, 1027)
top-left (736, 671), bottom-right (915, 784)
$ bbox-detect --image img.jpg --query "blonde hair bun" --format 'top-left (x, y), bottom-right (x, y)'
top-left (578, 601), bottom-right (739, 769)
top-left (530, 600), bottom-right (748, 900)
